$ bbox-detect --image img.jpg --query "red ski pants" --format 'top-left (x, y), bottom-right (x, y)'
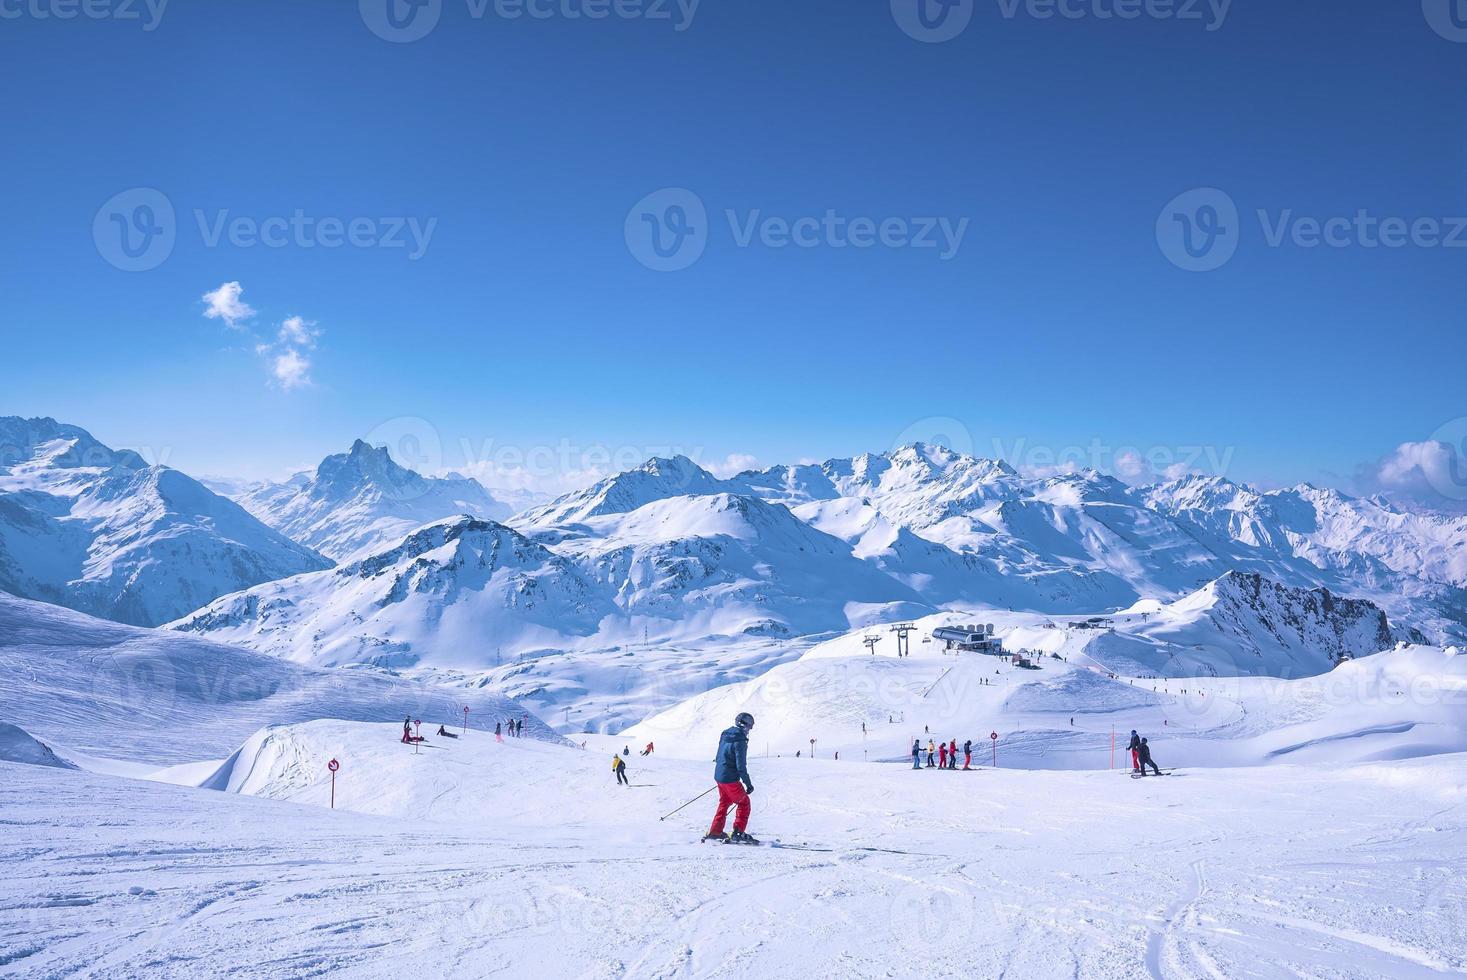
top-left (709, 781), bottom-right (751, 835)
top-left (1131, 749), bottom-right (1140, 770)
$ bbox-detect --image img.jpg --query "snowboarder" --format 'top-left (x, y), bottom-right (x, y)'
top-left (705, 712), bottom-right (757, 844)
top-left (912, 739), bottom-right (922, 770)
top-left (437, 724), bottom-right (458, 739)
top-left (613, 754), bottom-right (629, 785)
top-left (1137, 738), bottom-right (1161, 776)
top-left (962, 739), bottom-right (972, 770)
top-left (1127, 730), bottom-right (1141, 772)
top-left (938, 742), bottom-right (948, 769)
top-left (402, 716), bottom-right (412, 743)
top-left (948, 739), bottom-right (958, 769)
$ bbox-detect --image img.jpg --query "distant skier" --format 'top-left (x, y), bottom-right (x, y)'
top-left (705, 712), bottom-right (758, 844)
top-left (948, 739), bottom-right (958, 769)
top-left (912, 739), bottom-right (922, 770)
top-left (495, 721), bottom-right (503, 743)
top-left (613, 754), bottom-right (629, 786)
top-left (1137, 738), bottom-right (1162, 776)
top-left (641, 742), bottom-right (655, 756)
top-left (962, 739), bottom-right (972, 770)
top-left (1127, 730), bottom-right (1141, 772)
top-left (938, 742), bottom-right (948, 769)
top-left (516, 718), bottom-right (523, 737)
top-left (926, 740), bottom-right (936, 768)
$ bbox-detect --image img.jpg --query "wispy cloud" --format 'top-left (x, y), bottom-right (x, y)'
top-left (200, 282), bottom-right (322, 390)
top-left (201, 281), bottom-right (256, 328)
top-left (270, 348), bottom-right (313, 390)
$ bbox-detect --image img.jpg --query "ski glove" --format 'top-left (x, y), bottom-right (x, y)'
top-left (743, 781), bottom-right (754, 795)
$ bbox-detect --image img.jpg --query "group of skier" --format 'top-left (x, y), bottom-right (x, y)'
top-left (912, 736), bottom-right (973, 770)
top-left (495, 717), bottom-right (526, 741)
top-left (1126, 729), bottom-right (1163, 775)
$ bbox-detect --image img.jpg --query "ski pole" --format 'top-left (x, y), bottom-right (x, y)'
top-left (659, 786), bottom-right (716, 822)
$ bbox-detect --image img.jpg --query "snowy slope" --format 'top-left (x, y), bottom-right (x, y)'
top-left (0, 722), bottom-right (77, 769)
top-left (0, 590), bottom-right (555, 765)
top-left (624, 615), bottom-right (1467, 773)
top-left (7, 723), bottom-right (1465, 977)
top-left (236, 439), bottom-right (511, 560)
top-left (0, 417), bottom-right (330, 626)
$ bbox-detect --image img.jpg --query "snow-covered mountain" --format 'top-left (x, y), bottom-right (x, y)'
top-left (235, 439), bottom-right (511, 560)
top-left (0, 417), bottom-right (330, 627)
top-left (728, 444), bottom-right (1467, 642)
top-left (517, 455), bottom-right (731, 527)
top-left (170, 516), bottom-right (614, 669)
top-left (1091, 571), bottom-right (1424, 677)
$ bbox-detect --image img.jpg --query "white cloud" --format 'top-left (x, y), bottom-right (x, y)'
top-left (1359, 440), bottom-right (1467, 512)
top-left (706, 453), bottom-right (760, 478)
top-left (271, 349), bottom-right (313, 390)
top-left (202, 281), bottom-right (256, 328)
top-left (278, 315), bottom-right (320, 348)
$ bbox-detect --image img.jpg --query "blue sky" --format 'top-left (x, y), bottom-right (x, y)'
top-left (2, 0), bottom-right (1464, 499)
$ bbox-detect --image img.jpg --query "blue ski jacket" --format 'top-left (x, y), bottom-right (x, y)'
top-left (714, 725), bottom-right (751, 785)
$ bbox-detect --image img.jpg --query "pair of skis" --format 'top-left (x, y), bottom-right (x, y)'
top-left (1130, 768), bottom-right (1176, 778)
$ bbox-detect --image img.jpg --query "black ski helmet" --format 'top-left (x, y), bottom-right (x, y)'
top-left (735, 712), bottom-right (755, 730)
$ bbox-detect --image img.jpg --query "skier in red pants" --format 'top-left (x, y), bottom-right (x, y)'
top-left (1127, 730), bottom-right (1141, 772)
top-left (704, 712), bottom-right (758, 844)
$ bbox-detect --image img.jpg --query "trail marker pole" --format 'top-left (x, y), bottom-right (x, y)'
top-left (463, 705), bottom-right (469, 735)
top-left (1110, 727), bottom-right (1115, 770)
top-left (990, 731), bottom-right (998, 768)
top-left (327, 758), bottom-right (339, 809)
